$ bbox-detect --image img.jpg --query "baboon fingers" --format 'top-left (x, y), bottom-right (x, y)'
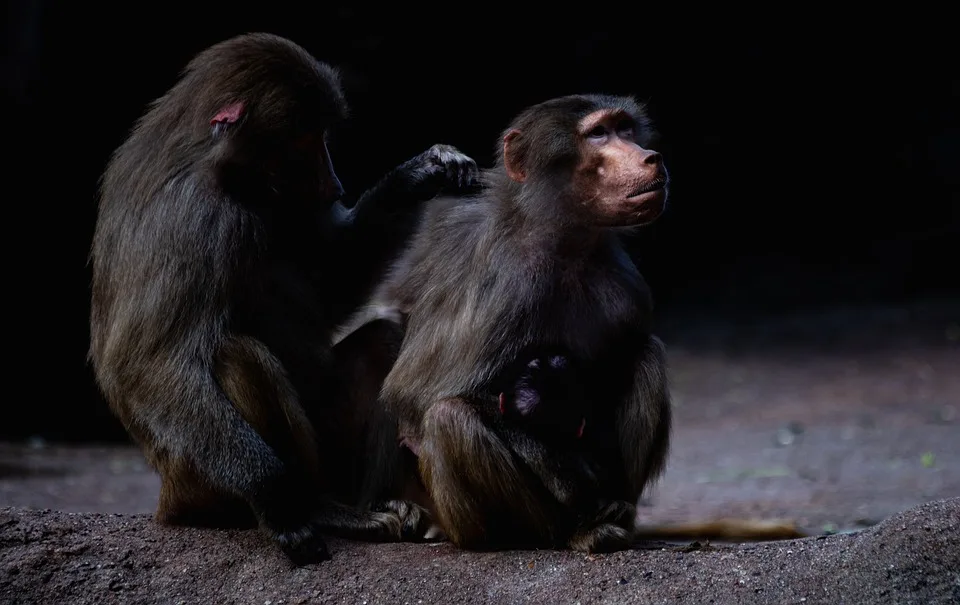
top-left (371, 499), bottom-right (436, 541)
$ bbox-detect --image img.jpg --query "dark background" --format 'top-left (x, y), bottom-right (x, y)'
top-left (3, 6), bottom-right (957, 441)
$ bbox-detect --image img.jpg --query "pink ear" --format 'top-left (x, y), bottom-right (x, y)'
top-left (502, 129), bottom-right (526, 182)
top-left (211, 101), bottom-right (245, 125)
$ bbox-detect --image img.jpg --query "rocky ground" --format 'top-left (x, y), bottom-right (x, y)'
top-left (1, 301), bottom-right (958, 603)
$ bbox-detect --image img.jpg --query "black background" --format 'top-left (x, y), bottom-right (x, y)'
top-left (4, 6), bottom-right (958, 441)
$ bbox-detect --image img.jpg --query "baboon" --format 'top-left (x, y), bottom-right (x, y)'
top-left (361, 94), bottom-right (671, 553)
top-left (89, 32), bottom-right (477, 564)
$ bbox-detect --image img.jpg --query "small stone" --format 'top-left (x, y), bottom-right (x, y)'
top-left (774, 428), bottom-right (795, 447)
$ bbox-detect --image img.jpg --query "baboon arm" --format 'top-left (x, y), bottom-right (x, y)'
top-left (331, 150), bottom-right (450, 246)
top-left (325, 159), bottom-right (442, 313)
top-left (616, 335), bottom-right (672, 502)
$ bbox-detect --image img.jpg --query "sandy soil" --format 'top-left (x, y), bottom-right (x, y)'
top-left (1, 498), bottom-right (958, 605)
top-left (1, 301), bottom-right (958, 603)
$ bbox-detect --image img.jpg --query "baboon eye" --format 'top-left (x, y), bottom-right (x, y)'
top-left (587, 125), bottom-right (608, 142)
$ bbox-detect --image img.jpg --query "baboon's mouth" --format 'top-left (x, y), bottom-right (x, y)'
top-left (627, 177), bottom-right (668, 198)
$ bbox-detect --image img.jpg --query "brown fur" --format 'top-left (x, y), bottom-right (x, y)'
top-left (360, 94), bottom-right (672, 553)
top-left (88, 32), bottom-right (477, 564)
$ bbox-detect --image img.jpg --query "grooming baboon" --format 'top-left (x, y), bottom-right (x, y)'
top-left (88, 32), bottom-right (477, 564)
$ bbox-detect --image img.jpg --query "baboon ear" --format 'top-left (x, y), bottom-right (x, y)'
top-left (210, 101), bottom-right (245, 126)
top-left (502, 129), bottom-right (527, 183)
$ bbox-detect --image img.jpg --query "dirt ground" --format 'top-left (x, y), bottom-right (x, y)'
top-left (1, 301), bottom-right (958, 603)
